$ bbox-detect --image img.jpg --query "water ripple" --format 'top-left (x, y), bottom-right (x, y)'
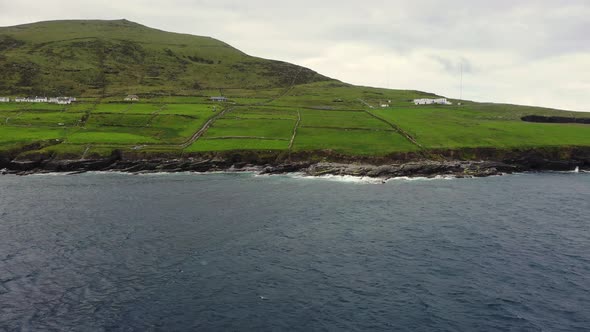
top-left (0, 173), bottom-right (589, 331)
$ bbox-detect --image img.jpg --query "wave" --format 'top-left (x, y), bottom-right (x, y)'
top-left (387, 175), bottom-right (458, 182)
top-left (279, 173), bottom-right (464, 184)
top-left (281, 173), bottom-right (386, 184)
top-left (28, 171), bottom-right (78, 176)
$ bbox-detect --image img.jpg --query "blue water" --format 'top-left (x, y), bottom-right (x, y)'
top-left (1, 172), bottom-right (589, 331)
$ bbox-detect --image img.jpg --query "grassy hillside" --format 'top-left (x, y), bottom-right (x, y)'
top-left (0, 19), bottom-right (329, 97)
top-left (0, 20), bottom-right (589, 162)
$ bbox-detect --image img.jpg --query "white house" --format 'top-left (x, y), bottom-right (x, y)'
top-left (413, 98), bottom-right (452, 105)
top-left (124, 95), bottom-right (139, 101)
top-left (56, 97), bottom-right (72, 105)
top-left (210, 96), bottom-right (228, 102)
top-left (33, 97), bottom-right (48, 103)
top-left (0, 97), bottom-right (9, 102)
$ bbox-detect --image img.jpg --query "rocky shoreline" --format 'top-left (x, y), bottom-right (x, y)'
top-left (1, 155), bottom-right (587, 178)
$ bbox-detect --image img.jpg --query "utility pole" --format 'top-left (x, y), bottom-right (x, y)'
top-left (460, 62), bottom-right (463, 102)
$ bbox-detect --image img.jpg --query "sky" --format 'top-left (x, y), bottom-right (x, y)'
top-left (1, 0), bottom-right (589, 111)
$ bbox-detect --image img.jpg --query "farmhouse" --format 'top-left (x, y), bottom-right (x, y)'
top-left (14, 96), bottom-right (77, 104)
top-left (33, 97), bottom-right (48, 103)
top-left (49, 97), bottom-right (75, 104)
top-left (125, 95), bottom-right (140, 101)
top-left (56, 97), bottom-right (73, 105)
top-left (413, 98), bottom-right (452, 105)
top-left (0, 97), bottom-right (9, 102)
top-left (210, 96), bottom-right (228, 102)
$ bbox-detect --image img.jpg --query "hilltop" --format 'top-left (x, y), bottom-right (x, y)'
top-left (0, 19), bottom-right (329, 96)
top-left (0, 20), bottom-right (589, 176)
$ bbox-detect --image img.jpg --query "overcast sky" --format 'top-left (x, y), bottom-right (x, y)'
top-left (1, 0), bottom-right (589, 111)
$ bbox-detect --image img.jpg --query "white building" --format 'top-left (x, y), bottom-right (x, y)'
top-left (14, 96), bottom-right (76, 104)
top-left (124, 95), bottom-right (139, 101)
top-left (56, 97), bottom-right (72, 105)
top-left (413, 98), bottom-right (452, 105)
top-left (210, 96), bottom-right (228, 102)
top-left (0, 97), bottom-right (9, 102)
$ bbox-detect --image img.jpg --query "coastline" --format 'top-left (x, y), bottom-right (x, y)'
top-left (1, 148), bottom-right (588, 178)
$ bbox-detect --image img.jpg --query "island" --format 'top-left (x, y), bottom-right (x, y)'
top-left (1, 20), bottom-right (589, 177)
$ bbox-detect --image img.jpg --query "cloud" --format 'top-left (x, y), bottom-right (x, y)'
top-left (0, 0), bottom-right (588, 111)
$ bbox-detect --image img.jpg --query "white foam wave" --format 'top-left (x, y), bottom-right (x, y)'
top-left (259, 172), bottom-right (468, 184)
top-left (387, 175), bottom-right (458, 182)
top-left (284, 173), bottom-right (385, 184)
top-left (28, 172), bottom-right (76, 176)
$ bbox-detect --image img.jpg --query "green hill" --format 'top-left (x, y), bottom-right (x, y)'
top-left (0, 19), bottom-right (329, 96)
top-left (0, 20), bottom-right (589, 170)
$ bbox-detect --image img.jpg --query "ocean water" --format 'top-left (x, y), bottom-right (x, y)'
top-left (0, 172), bottom-right (589, 331)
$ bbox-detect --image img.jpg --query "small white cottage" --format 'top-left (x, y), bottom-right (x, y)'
top-left (125, 95), bottom-right (139, 101)
top-left (56, 97), bottom-right (72, 105)
top-left (210, 96), bottom-right (228, 102)
top-left (0, 97), bottom-right (9, 102)
top-left (413, 98), bottom-right (452, 105)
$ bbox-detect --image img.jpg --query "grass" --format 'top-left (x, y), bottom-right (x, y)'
top-left (66, 130), bottom-right (161, 144)
top-left (205, 118), bottom-right (295, 140)
top-left (1, 20), bottom-right (590, 161)
top-left (0, 126), bottom-right (67, 144)
top-left (371, 106), bottom-right (590, 149)
top-left (93, 104), bottom-right (135, 113)
top-left (1, 111), bottom-right (83, 127)
top-left (186, 138), bottom-right (289, 152)
top-left (299, 109), bottom-right (391, 130)
top-left (3, 94), bottom-right (590, 159)
top-left (292, 127), bottom-right (420, 155)
top-left (86, 113), bottom-right (153, 127)
top-left (158, 103), bottom-right (218, 115)
top-left (0, 20), bottom-right (329, 98)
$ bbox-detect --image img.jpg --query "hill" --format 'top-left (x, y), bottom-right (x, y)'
top-left (0, 19), bottom-right (329, 96)
top-left (0, 20), bottom-right (589, 175)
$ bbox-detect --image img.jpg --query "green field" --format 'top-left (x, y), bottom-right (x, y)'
top-left (3, 88), bottom-right (588, 159)
top-left (1, 20), bottom-right (589, 160)
top-left (371, 106), bottom-right (590, 149)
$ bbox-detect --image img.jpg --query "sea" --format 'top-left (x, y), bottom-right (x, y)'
top-left (0, 172), bottom-right (589, 331)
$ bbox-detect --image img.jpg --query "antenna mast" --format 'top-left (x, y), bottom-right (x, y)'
top-left (460, 62), bottom-right (463, 102)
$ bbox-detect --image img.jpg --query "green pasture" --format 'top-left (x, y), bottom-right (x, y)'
top-left (299, 109), bottom-right (391, 130)
top-left (186, 138), bottom-right (289, 152)
top-left (93, 103), bottom-right (135, 113)
top-left (371, 107), bottom-right (590, 149)
top-left (228, 107), bottom-right (299, 120)
top-left (292, 127), bottom-right (419, 155)
top-left (149, 115), bottom-right (212, 143)
top-left (205, 118), bottom-right (295, 140)
top-left (0, 126), bottom-right (68, 144)
top-left (0, 103), bottom-right (24, 111)
top-left (66, 129), bottom-right (161, 144)
top-left (1, 111), bottom-right (83, 127)
top-left (158, 103), bottom-right (218, 115)
top-left (2, 91), bottom-right (590, 159)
